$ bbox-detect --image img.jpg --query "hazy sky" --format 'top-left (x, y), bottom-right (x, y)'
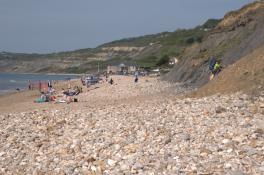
top-left (0, 0), bottom-right (254, 53)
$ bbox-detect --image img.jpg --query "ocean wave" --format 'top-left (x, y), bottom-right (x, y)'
top-left (9, 80), bottom-right (17, 83)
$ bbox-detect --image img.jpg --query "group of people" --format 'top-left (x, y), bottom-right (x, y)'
top-left (62, 86), bottom-right (82, 96)
top-left (34, 72), bottom-right (141, 103)
top-left (107, 75), bottom-right (139, 85)
top-left (106, 71), bottom-right (139, 85)
top-left (34, 80), bottom-right (81, 104)
top-left (34, 91), bottom-right (56, 103)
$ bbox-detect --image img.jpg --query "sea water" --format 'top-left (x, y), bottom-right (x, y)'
top-left (0, 72), bottom-right (78, 94)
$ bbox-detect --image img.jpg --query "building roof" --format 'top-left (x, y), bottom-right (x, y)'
top-left (108, 61), bottom-right (138, 67)
top-left (119, 63), bottom-right (126, 67)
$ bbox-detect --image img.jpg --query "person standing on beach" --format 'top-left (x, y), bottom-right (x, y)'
top-left (105, 73), bottom-right (109, 83)
top-left (134, 71), bottom-right (139, 83)
top-left (39, 81), bottom-right (42, 92)
top-left (48, 80), bottom-right (52, 92)
top-left (28, 80), bottom-right (32, 90)
top-left (109, 78), bottom-right (114, 85)
top-left (135, 75), bottom-right (138, 83)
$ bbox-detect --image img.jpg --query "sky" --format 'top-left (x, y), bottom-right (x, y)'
top-left (0, 0), bottom-right (254, 53)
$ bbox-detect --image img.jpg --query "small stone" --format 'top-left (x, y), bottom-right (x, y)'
top-left (259, 166), bottom-right (264, 172)
top-left (180, 133), bottom-right (190, 141)
top-left (251, 133), bottom-right (258, 139)
top-left (246, 149), bottom-right (258, 156)
top-left (222, 139), bottom-right (230, 144)
top-left (167, 164), bottom-right (172, 170)
top-left (200, 148), bottom-right (212, 154)
top-left (53, 157), bottom-right (60, 163)
top-left (254, 128), bottom-right (264, 135)
top-left (164, 138), bottom-right (171, 144)
top-left (215, 106), bottom-right (226, 113)
top-left (226, 148), bottom-right (233, 153)
top-left (0, 152), bottom-right (6, 157)
top-left (114, 144), bottom-right (121, 150)
top-left (120, 163), bottom-right (130, 171)
top-left (86, 157), bottom-right (96, 163)
top-left (190, 165), bottom-right (197, 173)
top-left (133, 162), bottom-right (143, 170)
top-left (224, 163), bottom-right (232, 169)
top-left (91, 165), bottom-right (97, 172)
top-left (107, 159), bottom-right (117, 166)
top-left (228, 170), bottom-right (246, 175)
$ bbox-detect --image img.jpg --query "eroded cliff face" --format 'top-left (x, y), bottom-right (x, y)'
top-left (217, 1), bottom-right (264, 29)
top-left (102, 46), bottom-right (145, 52)
top-left (191, 45), bottom-right (264, 97)
top-left (164, 1), bottom-right (264, 89)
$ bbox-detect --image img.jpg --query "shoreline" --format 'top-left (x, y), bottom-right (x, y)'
top-left (0, 72), bottom-right (82, 97)
top-left (0, 71), bottom-right (84, 76)
top-left (0, 89), bottom-right (24, 96)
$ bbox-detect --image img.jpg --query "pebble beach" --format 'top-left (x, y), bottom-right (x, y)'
top-left (0, 75), bottom-right (263, 174)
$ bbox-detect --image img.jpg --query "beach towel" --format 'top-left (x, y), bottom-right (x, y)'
top-left (34, 98), bottom-right (46, 103)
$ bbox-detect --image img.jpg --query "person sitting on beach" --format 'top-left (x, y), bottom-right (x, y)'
top-left (56, 94), bottom-right (73, 104)
top-left (73, 86), bottom-right (82, 95)
top-left (48, 86), bottom-right (55, 95)
top-left (62, 88), bottom-right (68, 95)
top-left (34, 92), bottom-right (48, 103)
top-left (40, 92), bottom-right (47, 100)
top-left (68, 89), bottom-right (76, 96)
top-left (81, 77), bottom-right (86, 86)
top-left (66, 96), bottom-right (73, 104)
top-left (49, 95), bottom-right (56, 101)
top-left (61, 87), bottom-right (78, 96)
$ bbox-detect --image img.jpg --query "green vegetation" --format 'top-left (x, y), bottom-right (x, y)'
top-left (156, 55), bottom-right (170, 67)
top-left (158, 27), bottom-right (206, 46)
top-left (135, 56), bottom-right (159, 67)
top-left (202, 19), bottom-right (221, 29)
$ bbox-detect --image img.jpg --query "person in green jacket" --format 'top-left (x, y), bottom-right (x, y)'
top-left (213, 61), bottom-right (221, 75)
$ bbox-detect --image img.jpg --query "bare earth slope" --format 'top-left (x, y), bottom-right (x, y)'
top-left (164, 1), bottom-right (264, 88)
top-left (192, 45), bottom-right (264, 97)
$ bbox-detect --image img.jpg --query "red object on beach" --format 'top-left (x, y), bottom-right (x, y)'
top-left (50, 96), bottom-right (56, 101)
top-left (29, 81), bottom-right (49, 92)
